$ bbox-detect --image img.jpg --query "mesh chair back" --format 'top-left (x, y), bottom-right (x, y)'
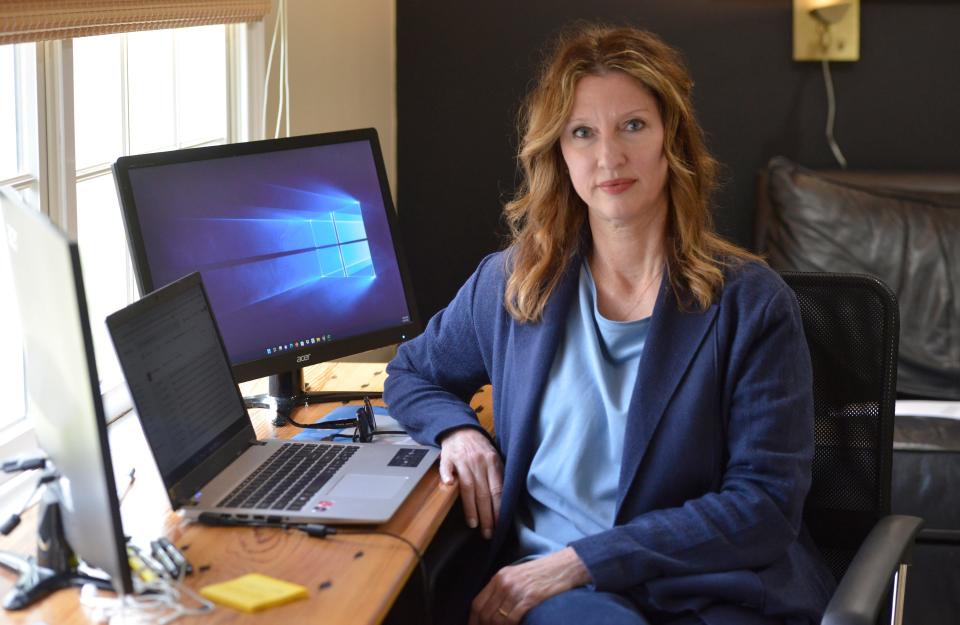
top-left (781, 272), bottom-right (899, 583)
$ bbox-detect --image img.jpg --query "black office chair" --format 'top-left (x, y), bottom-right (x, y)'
top-left (781, 272), bottom-right (923, 625)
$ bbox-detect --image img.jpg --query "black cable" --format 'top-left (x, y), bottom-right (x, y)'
top-left (326, 430), bottom-right (407, 441)
top-left (196, 513), bottom-right (333, 538)
top-left (335, 528), bottom-right (433, 625)
top-left (281, 397), bottom-right (406, 443)
top-left (0, 473), bottom-right (57, 535)
top-left (2, 457), bottom-right (46, 473)
top-left (285, 414), bottom-right (358, 430)
top-left (195, 515), bottom-right (432, 624)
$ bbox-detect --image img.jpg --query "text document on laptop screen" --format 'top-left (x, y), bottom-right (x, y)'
top-left (110, 278), bottom-right (249, 487)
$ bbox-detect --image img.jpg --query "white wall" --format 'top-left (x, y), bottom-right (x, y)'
top-left (259, 0), bottom-right (398, 362)
top-left (260, 0), bottom-right (396, 196)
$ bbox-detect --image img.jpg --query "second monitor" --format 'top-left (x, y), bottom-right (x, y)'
top-left (112, 129), bottom-right (421, 422)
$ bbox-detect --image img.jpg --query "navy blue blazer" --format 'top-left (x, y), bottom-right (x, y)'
top-left (385, 251), bottom-right (835, 624)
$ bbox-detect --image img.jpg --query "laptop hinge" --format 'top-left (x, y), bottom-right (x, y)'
top-left (168, 421), bottom-right (258, 510)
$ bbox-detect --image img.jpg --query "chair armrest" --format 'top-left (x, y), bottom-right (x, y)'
top-left (822, 515), bottom-right (923, 625)
top-left (917, 528), bottom-right (960, 544)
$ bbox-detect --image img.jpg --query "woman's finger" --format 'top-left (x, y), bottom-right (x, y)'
top-left (471, 575), bottom-right (503, 625)
top-left (471, 460), bottom-right (495, 539)
top-left (438, 451), bottom-right (455, 485)
top-left (455, 458), bottom-right (480, 529)
top-left (487, 457), bottom-right (504, 524)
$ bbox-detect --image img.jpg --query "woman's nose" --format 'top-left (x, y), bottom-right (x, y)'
top-left (596, 136), bottom-right (626, 170)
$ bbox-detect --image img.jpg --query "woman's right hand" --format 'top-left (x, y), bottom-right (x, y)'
top-left (439, 427), bottom-right (504, 539)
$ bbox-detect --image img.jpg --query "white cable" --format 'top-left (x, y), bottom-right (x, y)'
top-left (80, 577), bottom-right (214, 625)
top-left (261, 0), bottom-right (282, 139)
top-left (274, 0), bottom-right (284, 138)
top-left (273, 0), bottom-right (287, 139)
top-left (283, 0), bottom-right (291, 138)
top-left (821, 59), bottom-right (848, 169)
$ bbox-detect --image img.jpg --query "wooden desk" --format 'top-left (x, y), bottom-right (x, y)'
top-left (0, 363), bottom-right (492, 625)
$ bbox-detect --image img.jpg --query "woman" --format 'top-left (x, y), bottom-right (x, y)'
top-left (385, 24), bottom-right (835, 625)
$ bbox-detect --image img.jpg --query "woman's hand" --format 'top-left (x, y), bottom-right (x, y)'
top-left (468, 547), bottom-right (592, 625)
top-left (438, 427), bottom-right (503, 539)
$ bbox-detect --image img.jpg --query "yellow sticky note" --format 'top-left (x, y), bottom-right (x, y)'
top-left (200, 573), bottom-right (308, 613)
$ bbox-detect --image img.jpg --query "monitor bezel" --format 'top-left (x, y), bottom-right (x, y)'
top-left (0, 187), bottom-right (134, 596)
top-left (106, 271), bottom-right (257, 510)
top-left (112, 128), bottom-right (422, 383)
top-left (68, 242), bottom-right (135, 594)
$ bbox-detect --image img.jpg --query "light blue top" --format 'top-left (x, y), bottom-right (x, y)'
top-left (515, 262), bottom-right (650, 559)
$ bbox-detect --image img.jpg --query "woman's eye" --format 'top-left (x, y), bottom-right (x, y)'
top-left (625, 119), bottom-right (645, 131)
top-left (572, 126), bottom-right (592, 139)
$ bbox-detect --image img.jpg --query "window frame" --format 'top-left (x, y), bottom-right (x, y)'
top-left (63, 27), bottom-right (255, 423)
top-left (0, 22), bottom-right (262, 480)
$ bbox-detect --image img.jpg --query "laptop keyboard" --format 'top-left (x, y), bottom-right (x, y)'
top-left (217, 443), bottom-right (358, 511)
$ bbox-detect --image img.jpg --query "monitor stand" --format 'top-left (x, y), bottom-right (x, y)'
top-left (0, 489), bottom-right (113, 611)
top-left (243, 369), bottom-right (382, 427)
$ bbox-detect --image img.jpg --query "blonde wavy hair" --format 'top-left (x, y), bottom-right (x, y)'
top-left (504, 24), bottom-right (761, 322)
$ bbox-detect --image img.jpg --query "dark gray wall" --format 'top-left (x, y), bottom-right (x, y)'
top-left (397, 1), bottom-right (960, 319)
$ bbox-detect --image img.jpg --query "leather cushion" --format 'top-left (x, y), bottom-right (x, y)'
top-left (763, 157), bottom-right (960, 400)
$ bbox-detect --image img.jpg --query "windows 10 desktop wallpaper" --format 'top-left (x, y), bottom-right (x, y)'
top-left (126, 140), bottom-right (411, 365)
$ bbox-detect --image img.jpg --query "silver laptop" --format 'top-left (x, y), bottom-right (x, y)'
top-left (106, 271), bottom-right (438, 524)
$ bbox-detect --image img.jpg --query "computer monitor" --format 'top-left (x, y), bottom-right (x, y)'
top-left (112, 128), bottom-right (420, 423)
top-left (0, 187), bottom-right (133, 608)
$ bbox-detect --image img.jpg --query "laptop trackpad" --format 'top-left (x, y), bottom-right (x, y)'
top-left (329, 474), bottom-right (409, 499)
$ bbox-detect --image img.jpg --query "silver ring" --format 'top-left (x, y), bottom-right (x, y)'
top-left (497, 607), bottom-right (510, 618)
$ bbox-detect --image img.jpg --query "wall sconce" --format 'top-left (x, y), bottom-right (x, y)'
top-left (793, 0), bottom-right (859, 62)
top-left (793, 0), bottom-right (858, 168)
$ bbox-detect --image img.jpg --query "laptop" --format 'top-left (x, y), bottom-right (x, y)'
top-left (106, 271), bottom-right (439, 524)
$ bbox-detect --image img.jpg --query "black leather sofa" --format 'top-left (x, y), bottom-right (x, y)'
top-left (757, 157), bottom-right (960, 624)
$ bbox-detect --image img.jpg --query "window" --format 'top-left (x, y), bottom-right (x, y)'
top-left (0, 43), bottom-right (38, 190)
top-left (0, 42), bottom-right (39, 487)
top-left (0, 215), bottom-right (28, 439)
top-left (73, 26), bottom-right (234, 397)
top-left (0, 26), bottom-right (251, 483)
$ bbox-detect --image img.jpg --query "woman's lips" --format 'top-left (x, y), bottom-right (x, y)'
top-left (597, 178), bottom-right (636, 195)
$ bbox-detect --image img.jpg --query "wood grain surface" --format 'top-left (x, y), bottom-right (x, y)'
top-left (0, 363), bottom-right (493, 625)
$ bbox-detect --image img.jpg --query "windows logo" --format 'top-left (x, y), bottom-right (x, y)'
top-left (310, 205), bottom-right (375, 278)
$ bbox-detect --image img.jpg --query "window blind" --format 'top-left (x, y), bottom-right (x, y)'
top-left (0, 0), bottom-right (271, 44)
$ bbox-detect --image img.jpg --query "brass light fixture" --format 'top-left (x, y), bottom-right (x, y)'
top-left (793, 0), bottom-right (860, 62)
top-left (793, 0), bottom-right (859, 168)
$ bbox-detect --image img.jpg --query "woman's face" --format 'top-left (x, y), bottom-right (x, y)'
top-left (559, 71), bottom-right (669, 229)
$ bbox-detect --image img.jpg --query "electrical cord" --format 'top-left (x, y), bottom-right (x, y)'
top-left (285, 414), bottom-right (359, 430)
top-left (283, 414), bottom-right (405, 442)
top-left (261, 0), bottom-right (290, 139)
top-left (285, 397), bottom-right (407, 442)
top-left (338, 527), bottom-right (433, 625)
top-left (80, 576), bottom-right (214, 624)
top-left (1, 457), bottom-right (46, 472)
top-left (197, 512), bottom-right (334, 537)
top-left (281, 0), bottom-right (290, 138)
top-left (324, 430), bottom-right (408, 441)
top-left (261, 0), bottom-right (281, 137)
top-left (195, 515), bottom-right (432, 625)
top-left (0, 472), bottom-right (56, 535)
top-left (821, 58), bottom-right (848, 168)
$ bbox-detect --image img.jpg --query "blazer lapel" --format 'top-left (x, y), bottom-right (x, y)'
top-left (616, 272), bottom-right (719, 513)
top-left (494, 258), bottom-right (580, 541)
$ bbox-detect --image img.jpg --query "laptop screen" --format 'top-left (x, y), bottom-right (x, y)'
top-left (108, 273), bottom-right (251, 489)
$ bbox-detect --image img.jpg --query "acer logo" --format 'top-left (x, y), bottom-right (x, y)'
top-left (296, 354), bottom-right (311, 363)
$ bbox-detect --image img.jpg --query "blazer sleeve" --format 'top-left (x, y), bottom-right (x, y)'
top-left (570, 285), bottom-right (814, 591)
top-left (383, 254), bottom-right (498, 446)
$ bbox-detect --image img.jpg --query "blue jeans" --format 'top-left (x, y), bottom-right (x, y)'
top-left (521, 588), bottom-right (704, 625)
